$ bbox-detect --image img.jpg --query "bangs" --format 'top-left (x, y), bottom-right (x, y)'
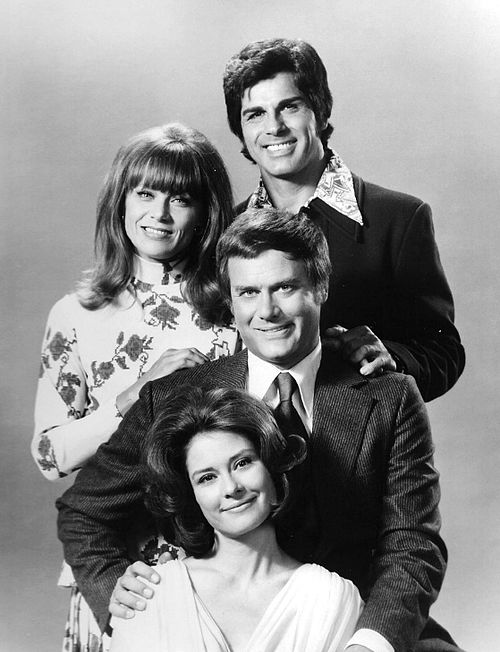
top-left (125, 145), bottom-right (207, 199)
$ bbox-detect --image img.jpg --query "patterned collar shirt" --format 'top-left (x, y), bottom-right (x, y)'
top-left (247, 149), bottom-right (364, 226)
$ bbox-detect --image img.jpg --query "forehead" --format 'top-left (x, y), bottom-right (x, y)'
top-left (124, 155), bottom-right (205, 199)
top-left (227, 249), bottom-right (308, 287)
top-left (241, 71), bottom-right (303, 109)
top-left (185, 430), bottom-right (255, 471)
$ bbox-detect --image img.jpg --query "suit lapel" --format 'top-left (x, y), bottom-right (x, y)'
top-left (312, 380), bottom-right (375, 483)
top-left (311, 352), bottom-right (376, 549)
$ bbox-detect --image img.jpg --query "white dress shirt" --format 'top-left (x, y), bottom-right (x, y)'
top-left (247, 341), bottom-right (321, 432)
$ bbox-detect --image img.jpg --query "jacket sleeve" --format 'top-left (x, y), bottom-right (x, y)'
top-left (32, 298), bottom-right (121, 480)
top-left (56, 383), bottom-right (155, 632)
top-left (355, 375), bottom-right (447, 650)
top-left (382, 201), bottom-right (465, 401)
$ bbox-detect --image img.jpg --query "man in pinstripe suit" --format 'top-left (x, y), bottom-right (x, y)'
top-left (58, 209), bottom-right (461, 651)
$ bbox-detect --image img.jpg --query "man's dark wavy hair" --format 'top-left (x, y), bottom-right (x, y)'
top-left (216, 207), bottom-right (331, 310)
top-left (223, 38), bottom-right (333, 161)
top-left (143, 386), bottom-right (305, 557)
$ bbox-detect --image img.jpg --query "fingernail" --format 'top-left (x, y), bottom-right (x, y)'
top-left (151, 573), bottom-right (160, 583)
top-left (126, 610), bottom-right (134, 619)
top-left (143, 588), bottom-right (153, 597)
top-left (136, 600), bottom-right (146, 610)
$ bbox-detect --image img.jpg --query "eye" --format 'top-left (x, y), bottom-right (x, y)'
top-left (234, 457), bottom-right (252, 470)
top-left (245, 109), bottom-right (264, 122)
top-left (198, 472), bottom-right (216, 484)
top-left (135, 188), bottom-right (154, 199)
top-left (235, 288), bottom-right (258, 298)
top-left (278, 284), bottom-right (294, 293)
top-left (283, 102), bottom-right (298, 112)
top-left (170, 195), bottom-right (192, 207)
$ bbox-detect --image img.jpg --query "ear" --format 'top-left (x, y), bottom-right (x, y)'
top-left (315, 287), bottom-right (328, 305)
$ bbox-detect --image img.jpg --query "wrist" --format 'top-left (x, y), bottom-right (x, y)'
top-left (390, 351), bottom-right (407, 374)
top-left (115, 384), bottom-right (140, 418)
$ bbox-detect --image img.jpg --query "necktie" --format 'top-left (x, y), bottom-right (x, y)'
top-left (274, 372), bottom-right (308, 441)
top-left (272, 373), bottom-right (319, 560)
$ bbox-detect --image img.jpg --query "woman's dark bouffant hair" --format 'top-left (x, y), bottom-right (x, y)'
top-left (77, 123), bottom-right (234, 326)
top-left (142, 386), bottom-right (306, 558)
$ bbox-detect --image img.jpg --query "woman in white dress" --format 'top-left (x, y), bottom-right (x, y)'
top-left (31, 123), bottom-right (239, 651)
top-left (110, 386), bottom-right (363, 652)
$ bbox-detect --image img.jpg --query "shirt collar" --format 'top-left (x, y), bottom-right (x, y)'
top-left (132, 254), bottom-right (186, 286)
top-left (247, 340), bottom-right (322, 421)
top-left (247, 149), bottom-right (363, 226)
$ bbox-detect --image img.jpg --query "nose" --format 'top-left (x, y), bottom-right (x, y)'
top-left (223, 473), bottom-right (244, 498)
top-left (256, 292), bottom-right (279, 321)
top-left (265, 111), bottom-right (286, 136)
top-left (150, 197), bottom-right (171, 221)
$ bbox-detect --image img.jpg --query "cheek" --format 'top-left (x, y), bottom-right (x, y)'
top-left (231, 302), bottom-right (252, 326)
top-left (257, 468), bottom-right (277, 502)
top-left (192, 486), bottom-right (217, 520)
top-left (242, 125), bottom-right (258, 145)
top-left (123, 216), bottom-right (138, 247)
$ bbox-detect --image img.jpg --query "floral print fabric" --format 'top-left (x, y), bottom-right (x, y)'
top-left (33, 256), bottom-right (238, 480)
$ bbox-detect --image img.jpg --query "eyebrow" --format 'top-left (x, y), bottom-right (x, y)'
top-left (231, 276), bottom-right (301, 293)
top-left (190, 447), bottom-right (256, 479)
top-left (241, 95), bottom-right (304, 117)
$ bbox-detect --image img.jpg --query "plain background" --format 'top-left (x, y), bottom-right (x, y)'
top-left (1, 1), bottom-right (499, 650)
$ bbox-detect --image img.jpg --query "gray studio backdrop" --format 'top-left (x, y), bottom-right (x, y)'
top-left (1, 1), bottom-right (499, 650)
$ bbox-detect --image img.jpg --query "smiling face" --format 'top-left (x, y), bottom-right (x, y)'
top-left (228, 249), bottom-right (322, 369)
top-left (124, 186), bottom-right (203, 263)
top-left (186, 430), bottom-right (276, 539)
top-left (240, 71), bottom-right (325, 184)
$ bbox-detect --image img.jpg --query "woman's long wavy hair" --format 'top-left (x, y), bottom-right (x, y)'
top-left (143, 386), bottom-right (306, 558)
top-left (77, 123), bottom-right (234, 325)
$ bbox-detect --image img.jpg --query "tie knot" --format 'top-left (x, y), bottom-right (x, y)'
top-left (276, 372), bottom-right (297, 403)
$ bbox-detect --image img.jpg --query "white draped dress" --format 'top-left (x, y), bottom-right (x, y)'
top-left (110, 560), bottom-right (363, 652)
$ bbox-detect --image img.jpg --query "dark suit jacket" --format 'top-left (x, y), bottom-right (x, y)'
top-left (237, 173), bottom-right (465, 402)
top-left (57, 345), bottom-right (446, 651)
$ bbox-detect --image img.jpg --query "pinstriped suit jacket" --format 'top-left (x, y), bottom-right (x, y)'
top-left (57, 344), bottom-right (446, 651)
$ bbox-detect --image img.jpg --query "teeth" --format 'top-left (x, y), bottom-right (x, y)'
top-left (144, 227), bottom-right (168, 235)
top-left (259, 325), bottom-right (288, 332)
top-left (266, 142), bottom-right (293, 151)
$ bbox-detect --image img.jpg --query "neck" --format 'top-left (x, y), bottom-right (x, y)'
top-left (261, 153), bottom-right (327, 213)
top-left (206, 521), bottom-right (288, 585)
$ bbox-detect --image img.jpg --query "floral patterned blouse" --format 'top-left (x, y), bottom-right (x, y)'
top-left (32, 255), bottom-right (239, 481)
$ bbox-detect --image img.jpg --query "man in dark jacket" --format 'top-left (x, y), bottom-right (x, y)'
top-left (223, 38), bottom-right (465, 402)
top-left (58, 210), bottom-right (462, 652)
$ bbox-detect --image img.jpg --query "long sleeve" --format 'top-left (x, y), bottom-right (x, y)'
top-left (381, 201), bottom-right (465, 401)
top-left (32, 297), bottom-right (122, 480)
top-left (32, 276), bottom-right (239, 480)
top-left (56, 383), bottom-right (155, 631)
top-left (355, 375), bottom-right (447, 650)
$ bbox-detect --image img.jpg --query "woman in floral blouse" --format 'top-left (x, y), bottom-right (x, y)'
top-left (31, 122), bottom-right (239, 652)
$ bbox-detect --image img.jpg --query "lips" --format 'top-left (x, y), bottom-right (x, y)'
top-left (221, 497), bottom-right (256, 512)
top-left (263, 140), bottom-right (295, 152)
top-left (142, 226), bottom-right (172, 238)
top-left (255, 324), bottom-right (292, 336)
